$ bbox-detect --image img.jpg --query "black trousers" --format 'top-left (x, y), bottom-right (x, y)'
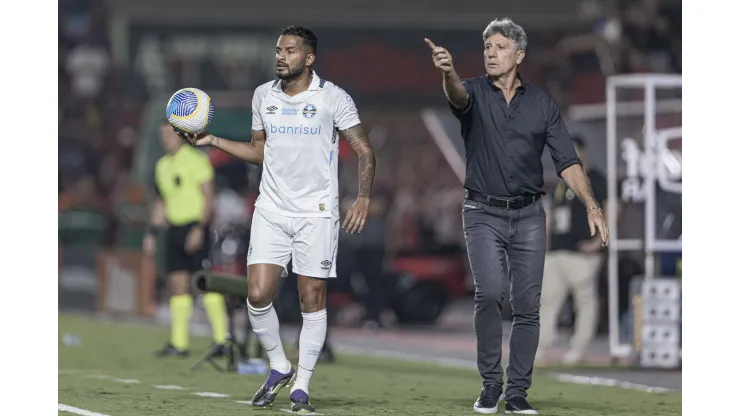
top-left (462, 197), bottom-right (547, 399)
top-left (355, 248), bottom-right (387, 322)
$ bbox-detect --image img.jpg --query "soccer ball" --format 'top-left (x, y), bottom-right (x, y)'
top-left (165, 88), bottom-right (215, 135)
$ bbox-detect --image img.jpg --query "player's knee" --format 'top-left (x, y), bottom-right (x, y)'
top-left (247, 287), bottom-right (272, 309)
top-left (170, 272), bottom-right (190, 296)
top-left (298, 277), bottom-right (327, 312)
top-left (246, 264), bottom-right (283, 308)
top-left (300, 294), bottom-right (326, 313)
top-left (247, 279), bottom-right (277, 308)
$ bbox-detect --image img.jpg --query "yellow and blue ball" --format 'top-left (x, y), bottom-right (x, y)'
top-left (166, 88), bottom-right (215, 135)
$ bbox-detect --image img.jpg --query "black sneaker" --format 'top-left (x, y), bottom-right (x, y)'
top-left (474, 385), bottom-right (504, 414)
top-left (505, 396), bottom-right (538, 414)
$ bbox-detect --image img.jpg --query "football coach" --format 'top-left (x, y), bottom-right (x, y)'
top-left (425, 17), bottom-right (609, 414)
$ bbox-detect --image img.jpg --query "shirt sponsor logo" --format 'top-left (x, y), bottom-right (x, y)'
top-left (281, 108), bottom-right (299, 116)
top-left (267, 123), bottom-right (322, 136)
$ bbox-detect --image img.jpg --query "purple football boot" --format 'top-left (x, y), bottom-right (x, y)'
top-left (251, 368), bottom-right (296, 407)
top-left (289, 389), bottom-right (316, 413)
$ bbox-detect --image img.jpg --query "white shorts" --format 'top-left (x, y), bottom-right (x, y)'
top-left (247, 207), bottom-right (339, 278)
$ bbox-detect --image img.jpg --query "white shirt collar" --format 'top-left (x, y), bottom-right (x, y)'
top-left (272, 70), bottom-right (321, 92)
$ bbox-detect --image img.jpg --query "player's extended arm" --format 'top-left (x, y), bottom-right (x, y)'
top-left (342, 124), bottom-right (376, 199)
top-left (194, 130), bottom-right (266, 165)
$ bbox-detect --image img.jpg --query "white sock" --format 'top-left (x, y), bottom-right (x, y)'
top-left (291, 309), bottom-right (328, 395)
top-left (247, 301), bottom-right (291, 374)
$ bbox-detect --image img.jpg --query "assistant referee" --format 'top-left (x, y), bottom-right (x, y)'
top-left (143, 121), bottom-right (228, 357)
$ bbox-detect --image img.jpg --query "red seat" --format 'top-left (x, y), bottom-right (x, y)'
top-left (570, 72), bottom-right (606, 104)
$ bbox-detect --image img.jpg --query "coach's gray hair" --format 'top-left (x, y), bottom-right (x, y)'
top-left (482, 18), bottom-right (528, 51)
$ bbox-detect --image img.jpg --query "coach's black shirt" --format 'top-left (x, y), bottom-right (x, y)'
top-left (549, 169), bottom-right (607, 251)
top-left (449, 74), bottom-right (581, 197)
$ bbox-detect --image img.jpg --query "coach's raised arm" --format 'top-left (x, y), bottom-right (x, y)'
top-left (424, 38), bottom-right (469, 111)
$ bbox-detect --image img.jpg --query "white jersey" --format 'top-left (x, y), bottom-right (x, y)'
top-left (251, 71), bottom-right (361, 218)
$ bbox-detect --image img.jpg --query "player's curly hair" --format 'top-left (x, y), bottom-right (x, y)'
top-left (281, 26), bottom-right (318, 54)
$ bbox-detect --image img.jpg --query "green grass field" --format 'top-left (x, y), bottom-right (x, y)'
top-left (58, 314), bottom-right (681, 416)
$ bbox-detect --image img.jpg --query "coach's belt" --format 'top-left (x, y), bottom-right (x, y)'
top-left (465, 189), bottom-right (540, 210)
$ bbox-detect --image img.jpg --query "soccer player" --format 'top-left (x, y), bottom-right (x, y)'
top-left (178, 26), bottom-right (376, 413)
top-left (144, 122), bottom-right (229, 358)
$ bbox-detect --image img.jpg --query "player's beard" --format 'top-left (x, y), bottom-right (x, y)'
top-left (276, 62), bottom-right (306, 80)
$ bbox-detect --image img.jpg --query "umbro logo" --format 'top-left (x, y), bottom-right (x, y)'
top-left (266, 105), bottom-right (278, 115)
top-left (321, 260), bottom-right (332, 270)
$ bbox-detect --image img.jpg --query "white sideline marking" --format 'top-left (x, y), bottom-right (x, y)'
top-left (336, 345), bottom-right (478, 369)
top-left (234, 400), bottom-right (253, 405)
top-left (58, 403), bottom-right (110, 416)
top-left (337, 345), bottom-right (676, 393)
top-left (154, 385), bottom-right (186, 390)
top-left (192, 392), bottom-right (230, 398)
top-left (60, 368), bottom-right (104, 375)
top-left (111, 378), bottom-right (140, 384)
top-left (549, 372), bottom-right (675, 393)
top-left (64, 315), bottom-right (677, 395)
top-left (280, 409), bottom-right (324, 415)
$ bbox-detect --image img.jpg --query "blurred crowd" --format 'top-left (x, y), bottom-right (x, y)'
top-left (59, 0), bottom-right (681, 294)
top-left (59, 0), bottom-right (150, 249)
top-left (531, 0), bottom-right (681, 107)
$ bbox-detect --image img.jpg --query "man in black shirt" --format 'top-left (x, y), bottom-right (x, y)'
top-left (425, 17), bottom-right (609, 414)
top-left (538, 136), bottom-right (607, 366)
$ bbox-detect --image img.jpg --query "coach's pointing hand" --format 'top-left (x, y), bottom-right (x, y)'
top-left (425, 38), bottom-right (455, 75)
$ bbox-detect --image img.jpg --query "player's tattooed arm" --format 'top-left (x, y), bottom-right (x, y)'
top-left (191, 130), bottom-right (265, 165)
top-left (342, 124), bottom-right (376, 198)
top-left (341, 124), bottom-right (376, 233)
